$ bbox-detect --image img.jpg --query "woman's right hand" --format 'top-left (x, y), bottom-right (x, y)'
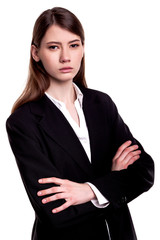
top-left (111, 140), bottom-right (141, 171)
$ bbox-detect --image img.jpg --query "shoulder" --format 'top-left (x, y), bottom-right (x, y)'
top-left (79, 86), bottom-right (120, 123)
top-left (80, 86), bottom-right (116, 108)
top-left (7, 102), bottom-right (31, 126)
top-left (6, 96), bottom-right (46, 128)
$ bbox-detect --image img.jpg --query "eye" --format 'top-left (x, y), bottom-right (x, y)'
top-left (70, 44), bottom-right (79, 48)
top-left (48, 45), bottom-right (59, 50)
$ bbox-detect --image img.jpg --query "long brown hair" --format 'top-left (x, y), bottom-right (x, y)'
top-left (12, 7), bottom-right (87, 113)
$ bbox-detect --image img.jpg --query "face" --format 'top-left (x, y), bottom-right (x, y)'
top-left (31, 25), bottom-right (84, 83)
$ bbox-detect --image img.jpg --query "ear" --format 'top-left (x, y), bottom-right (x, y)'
top-left (31, 45), bottom-right (40, 62)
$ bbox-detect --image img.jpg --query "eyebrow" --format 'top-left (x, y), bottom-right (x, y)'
top-left (46, 39), bottom-right (81, 45)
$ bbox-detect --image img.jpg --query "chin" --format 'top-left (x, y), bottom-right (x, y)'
top-left (50, 72), bottom-right (78, 83)
top-left (58, 74), bottom-right (77, 82)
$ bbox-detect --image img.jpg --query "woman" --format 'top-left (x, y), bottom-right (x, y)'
top-left (6, 7), bottom-right (154, 240)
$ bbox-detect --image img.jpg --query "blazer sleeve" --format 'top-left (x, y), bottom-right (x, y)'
top-left (6, 113), bottom-right (101, 229)
top-left (90, 96), bottom-right (154, 208)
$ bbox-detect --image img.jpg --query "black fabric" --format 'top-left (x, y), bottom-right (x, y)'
top-left (6, 86), bottom-right (154, 240)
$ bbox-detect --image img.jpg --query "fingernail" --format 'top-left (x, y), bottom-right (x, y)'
top-left (37, 191), bottom-right (42, 196)
top-left (42, 199), bottom-right (46, 204)
top-left (38, 179), bottom-right (42, 183)
top-left (52, 209), bottom-right (57, 213)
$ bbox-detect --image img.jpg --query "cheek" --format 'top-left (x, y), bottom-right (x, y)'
top-left (41, 55), bottom-right (57, 72)
top-left (74, 52), bottom-right (83, 67)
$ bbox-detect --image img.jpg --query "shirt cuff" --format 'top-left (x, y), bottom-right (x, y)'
top-left (87, 182), bottom-right (109, 208)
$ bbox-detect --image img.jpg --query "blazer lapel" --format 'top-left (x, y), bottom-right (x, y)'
top-left (30, 95), bottom-right (93, 176)
top-left (82, 88), bottom-right (107, 169)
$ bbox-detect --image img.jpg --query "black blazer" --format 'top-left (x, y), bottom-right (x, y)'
top-left (6, 86), bottom-right (154, 240)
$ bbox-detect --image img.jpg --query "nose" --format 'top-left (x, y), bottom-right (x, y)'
top-left (59, 47), bottom-right (71, 63)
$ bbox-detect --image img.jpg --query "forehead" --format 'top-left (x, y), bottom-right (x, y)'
top-left (41, 25), bottom-right (81, 44)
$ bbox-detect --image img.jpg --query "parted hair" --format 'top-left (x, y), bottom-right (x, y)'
top-left (12, 7), bottom-right (87, 113)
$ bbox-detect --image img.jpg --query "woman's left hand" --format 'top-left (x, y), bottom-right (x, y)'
top-left (37, 177), bottom-right (95, 214)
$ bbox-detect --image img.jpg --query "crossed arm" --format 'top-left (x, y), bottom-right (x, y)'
top-left (37, 140), bottom-right (141, 214)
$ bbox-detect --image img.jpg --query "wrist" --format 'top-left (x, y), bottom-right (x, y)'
top-left (84, 183), bottom-right (96, 201)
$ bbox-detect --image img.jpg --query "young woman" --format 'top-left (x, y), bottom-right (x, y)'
top-left (6, 7), bottom-right (154, 240)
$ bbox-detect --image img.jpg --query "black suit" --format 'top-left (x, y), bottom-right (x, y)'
top-left (6, 86), bottom-right (154, 240)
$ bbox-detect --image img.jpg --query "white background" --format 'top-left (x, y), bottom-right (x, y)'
top-left (0, 0), bottom-right (159, 239)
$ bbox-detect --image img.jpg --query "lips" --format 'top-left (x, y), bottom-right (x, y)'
top-left (59, 67), bottom-right (73, 73)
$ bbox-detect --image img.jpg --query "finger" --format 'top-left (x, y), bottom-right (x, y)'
top-left (42, 192), bottom-right (68, 204)
top-left (38, 177), bottom-right (64, 185)
top-left (52, 201), bottom-right (71, 214)
top-left (124, 155), bottom-right (140, 169)
top-left (123, 149), bottom-right (141, 165)
top-left (113, 140), bottom-right (132, 161)
top-left (37, 186), bottom-right (62, 197)
top-left (118, 144), bottom-right (139, 162)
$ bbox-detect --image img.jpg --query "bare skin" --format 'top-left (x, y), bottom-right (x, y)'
top-left (111, 140), bottom-right (141, 171)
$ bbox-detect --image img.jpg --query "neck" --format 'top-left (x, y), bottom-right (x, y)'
top-left (46, 80), bottom-right (76, 105)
